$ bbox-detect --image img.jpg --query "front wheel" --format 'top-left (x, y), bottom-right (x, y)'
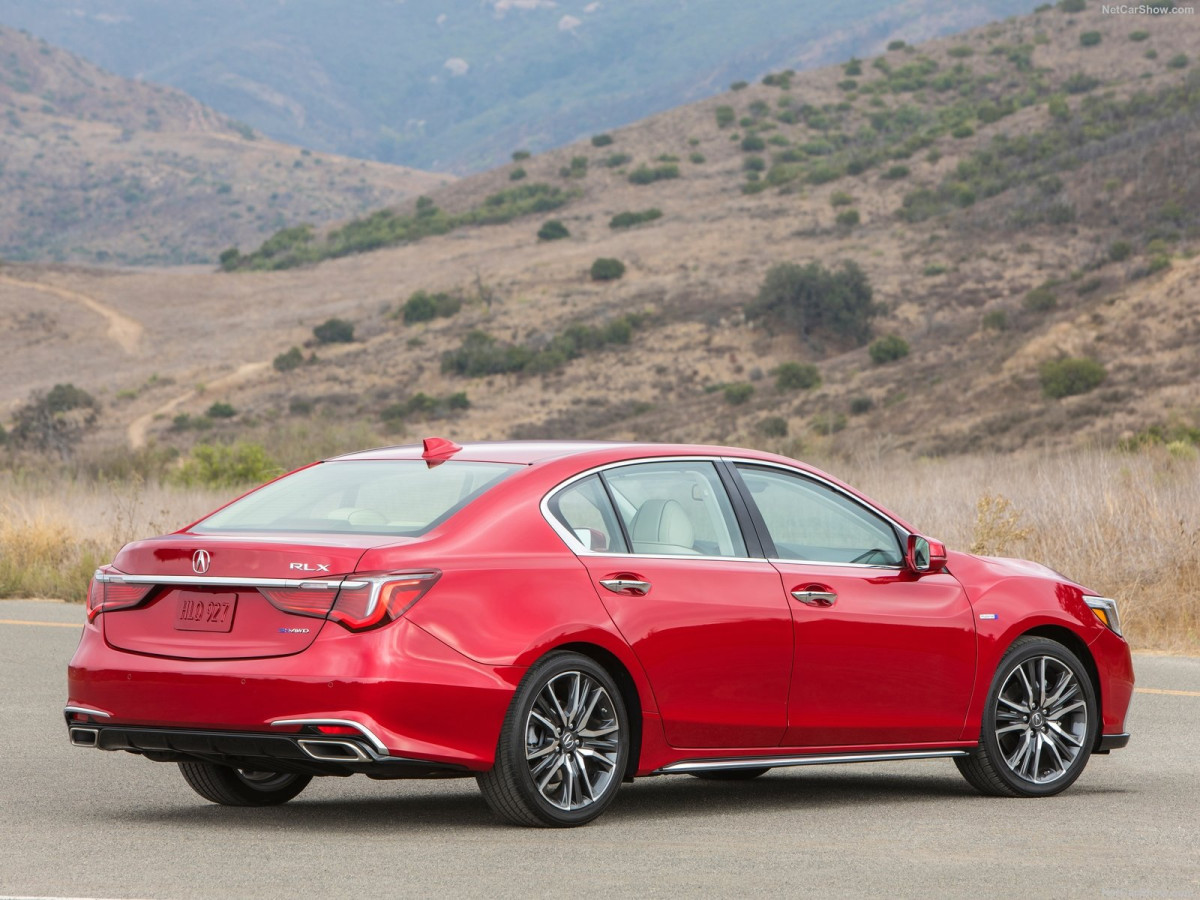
top-left (178, 761), bottom-right (312, 806)
top-left (477, 651), bottom-right (629, 827)
top-left (956, 636), bottom-right (1098, 797)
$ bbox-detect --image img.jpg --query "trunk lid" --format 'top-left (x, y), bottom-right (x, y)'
top-left (102, 532), bottom-right (407, 660)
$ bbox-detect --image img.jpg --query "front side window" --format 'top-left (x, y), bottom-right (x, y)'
top-left (601, 461), bottom-right (747, 558)
top-left (736, 465), bottom-right (902, 566)
top-left (194, 460), bottom-right (520, 536)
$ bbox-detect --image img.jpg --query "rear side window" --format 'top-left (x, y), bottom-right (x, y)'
top-left (194, 460), bottom-right (520, 536)
top-left (547, 475), bottom-right (629, 553)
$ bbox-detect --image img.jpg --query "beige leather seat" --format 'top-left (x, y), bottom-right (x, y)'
top-left (629, 499), bottom-right (699, 555)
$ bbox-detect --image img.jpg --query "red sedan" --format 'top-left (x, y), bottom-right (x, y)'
top-left (66, 439), bottom-right (1133, 826)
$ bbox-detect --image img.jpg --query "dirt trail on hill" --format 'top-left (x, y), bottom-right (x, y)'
top-left (0, 274), bottom-right (143, 354)
top-left (127, 361), bottom-right (269, 449)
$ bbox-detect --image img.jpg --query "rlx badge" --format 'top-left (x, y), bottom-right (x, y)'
top-left (289, 563), bottom-right (331, 572)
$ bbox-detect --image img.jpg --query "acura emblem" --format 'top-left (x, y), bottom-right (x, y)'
top-left (192, 549), bottom-right (211, 575)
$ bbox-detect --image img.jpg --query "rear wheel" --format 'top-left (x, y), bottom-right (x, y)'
top-left (477, 651), bottom-right (628, 827)
top-left (178, 761), bottom-right (312, 806)
top-left (956, 636), bottom-right (1097, 797)
top-left (690, 767), bottom-right (772, 781)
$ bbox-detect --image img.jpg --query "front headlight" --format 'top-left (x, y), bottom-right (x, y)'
top-left (1084, 596), bottom-right (1123, 637)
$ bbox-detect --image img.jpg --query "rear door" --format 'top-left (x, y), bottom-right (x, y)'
top-left (731, 463), bottom-right (976, 748)
top-left (547, 461), bottom-right (793, 749)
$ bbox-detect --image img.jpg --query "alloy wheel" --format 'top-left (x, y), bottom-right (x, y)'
top-left (993, 654), bottom-right (1088, 785)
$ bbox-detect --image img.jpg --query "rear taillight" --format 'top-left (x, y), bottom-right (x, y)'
top-left (86, 571), bottom-right (153, 621)
top-left (259, 587), bottom-right (340, 618)
top-left (329, 571), bottom-right (440, 632)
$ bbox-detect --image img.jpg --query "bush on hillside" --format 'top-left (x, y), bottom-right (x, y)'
top-left (171, 442), bottom-right (281, 489)
top-left (869, 335), bottom-right (910, 364)
top-left (1023, 286), bottom-right (1058, 312)
top-left (609, 209), bottom-right (662, 229)
top-left (590, 258), bottom-right (626, 281)
top-left (746, 261), bottom-right (879, 346)
top-left (1040, 357), bottom-right (1106, 398)
top-left (402, 290), bottom-right (461, 324)
top-left (273, 346), bottom-right (304, 372)
top-left (313, 318), bottom-right (354, 344)
top-left (628, 164), bottom-right (679, 185)
top-left (538, 219), bottom-right (570, 241)
top-left (774, 362), bottom-right (821, 390)
top-left (591, 133), bottom-right (614, 147)
top-left (8, 384), bottom-right (100, 458)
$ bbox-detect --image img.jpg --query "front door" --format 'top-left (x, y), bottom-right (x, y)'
top-left (732, 463), bottom-right (977, 748)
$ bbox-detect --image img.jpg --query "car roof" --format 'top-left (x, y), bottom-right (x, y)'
top-left (331, 439), bottom-right (783, 467)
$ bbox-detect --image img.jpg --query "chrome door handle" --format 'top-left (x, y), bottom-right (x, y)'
top-left (791, 590), bottom-right (837, 607)
top-left (600, 579), bottom-right (652, 596)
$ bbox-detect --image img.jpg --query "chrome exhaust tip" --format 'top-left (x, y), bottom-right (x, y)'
top-left (297, 739), bottom-right (369, 762)
top-left (69, 727), bottom-right (99, 747)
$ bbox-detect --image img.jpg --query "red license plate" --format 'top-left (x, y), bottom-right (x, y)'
top-left (174, 594), bottom-right (237, 632)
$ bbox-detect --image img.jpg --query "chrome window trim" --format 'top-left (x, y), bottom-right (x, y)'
top-left (94, 572), bottom-right (369, 591)
top-left (540, 454), bottom-right (911, 569)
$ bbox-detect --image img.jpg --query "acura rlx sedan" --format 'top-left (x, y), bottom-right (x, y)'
top-left (66, 439), bottom-right (1133, 826)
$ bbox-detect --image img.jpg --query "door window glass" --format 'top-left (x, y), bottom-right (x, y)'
top-left (736, 465), bottom-right (902, 565)
top-left (601, 462), bottom-right (747, 558)
top-left (547, 475), bottom-right (628, 553)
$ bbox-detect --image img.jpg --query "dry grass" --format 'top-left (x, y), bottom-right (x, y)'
top-left (2, 449), bottom-right (1196, 652)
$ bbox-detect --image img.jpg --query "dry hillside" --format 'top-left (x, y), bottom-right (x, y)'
top-left (0, 26), bottom-right (447, 265)
top-left (1, 3), bottom-right (1198, 463)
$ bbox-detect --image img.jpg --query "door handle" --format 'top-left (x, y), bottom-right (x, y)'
top-left (791, 589), bottom-right (837, 607)
top-left (600, 578), bottom-right (652, 596)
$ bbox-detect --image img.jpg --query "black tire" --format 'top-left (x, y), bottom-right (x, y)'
top-left (178, 761), bottom-right (312, 806)
top-left (690, 767), bottom-right (772, 781)
top-left (956, 636), bottom-right (1098, 798)
top-left (477, 651), bottom-right (629, 827)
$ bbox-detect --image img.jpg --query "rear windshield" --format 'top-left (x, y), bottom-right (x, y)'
top-left (193, 460), bottom-right (521, 536)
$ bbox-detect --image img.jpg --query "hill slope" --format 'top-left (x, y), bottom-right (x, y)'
top-left (0, 0), bottom-right (1041, 172)
top-left (1, 5), bottom-right (1198, 462)
top-left (0, 26), bottom-right (446, 265)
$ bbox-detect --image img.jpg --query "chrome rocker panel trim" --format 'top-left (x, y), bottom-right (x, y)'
top-left (655, 749), bottom-right (969, 774)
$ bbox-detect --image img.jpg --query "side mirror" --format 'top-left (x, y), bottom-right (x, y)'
top-left (906, 535), bottom-right (947, 573)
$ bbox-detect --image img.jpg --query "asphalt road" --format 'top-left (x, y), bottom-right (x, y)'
top-left (2, 598), bottom-right (1198, 900)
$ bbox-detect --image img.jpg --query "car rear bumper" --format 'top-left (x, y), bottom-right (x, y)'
top-left (66, 616), bottom-right (524, 770)
top-left (65, 720), bottom-right (469, 778)
top-left (1094, 732), bottom-right (1131, 753)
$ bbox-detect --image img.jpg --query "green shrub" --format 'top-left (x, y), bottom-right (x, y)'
top-left (882, 164), bottom-right (910, 180)
top-left (741, 135), bottom-right (766, 152)
top-left (743, 155), bottom-right (766, 172)
top-left (628, 163), bottom-right (680, 184)
top-left (590, 258), bottom-right (626, 281)
top-left (723, 383), bottom-right (754, 405)
top-left (8, 384), bottom-right (100, 457)
top-left (1129, 30), bottom-right (1149, 41)
top-left (560, 156), bottom-right (588, 178)
top-left (1079, 31), bottom-right (1101, 47)
top-left (1167, 53), bottom-right (1189, 69)
top-left (689, 152), bottom-right (706, 164)
top-left (218, 248), bottom-right (240, 271)
top-left (923, 262), bottom-right (949, 276)
top-left (1064, 72), bottom-right (1100, 93)
top-left (757, 416), bottom-right (789, 437)
top-left (747, 260), bottom-right (879, 346)
top-left (830, 191), bottom-right (855, 207)
top-left (313, 318), bottom-right (354, 343)
top-left (538, 219), bottom-right (570, 241)
top-left (774, 362), bottom-right (821, 390)
top-left (206, 402), bottom-right (236, 419)
top-left (609, 209), bottom-right (662, 229)
top-left (509, 166), bottom-right (527, 181)
top-left (836, 209), bottom-right (861, 228)
top-left (1146, 49), bottom-right (1159, 59)
top-left (982, 310), bottom-right (1008, 331)
top-left (730, 80), bottom-right (748, 91)
top-left (716, 105), bottom-right (736, 128)
top-left (810, 412), bottom-right (847, 436)
top-left (844, 59), bottom-right (863, 76)
top-left (1108, 240), bottom-right (1132, 262)
top-left (591, 133), bottom-right (614, 147)
top-left (838, 79), bottom-right (859, 91)
top-left (869, 334), bottom-right (910, 364)
top-left (402, 290), bottom-right (461, 324)
top-left (1024, 286), bottom-right (1057, 312)
top-left (887, 40), bottom-right (907, 51)
top-left (948, 45), bottom-right (974, 58)
top-left (1039, 357), bottom-right (1106, 398)
top-left (951, 124), bottom-right (975, 138)
top-left (1048, 94), bottom-right (1070, 121)
top-left (1148, 254), bottom-right (1172, 274)
top-left (1058, 0), bottom-right (1086, 11)
top-left (849, 396), bottom-right (874, 415)
top-left (442, 315), bottom-right (642, 378)
top-left (512, 150), bottom-right (531, 161)
top-left (172, 442), bottom-right (281, 488)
